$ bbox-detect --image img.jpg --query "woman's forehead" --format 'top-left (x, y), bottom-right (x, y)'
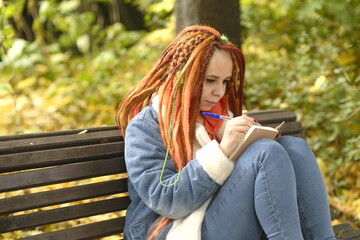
top-left (206, 50), bottom-right (233, 75)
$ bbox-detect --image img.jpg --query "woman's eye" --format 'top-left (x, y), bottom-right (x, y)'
top-left (206, 79), bottom-right (215, 83)
top-left (223, 80), bottom-right (230, 84)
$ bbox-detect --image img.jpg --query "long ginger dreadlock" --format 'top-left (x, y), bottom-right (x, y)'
top-left (116, 25), bottom-right (245, 239)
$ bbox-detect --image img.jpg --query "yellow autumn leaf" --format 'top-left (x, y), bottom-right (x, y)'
top-left (17, 76), bottom-right (37, 90)
top-left (309, 75), bottom-right (326, 93)
top-left (21, 230), bottom-right (44, 236)
top-left (102, 236), bottom-right (122, 240)
top-left (279, 102), bottom-right (289, 109)
top-left (143, 28), bottom-right (172, 46)
top-left (331, 219), bottom-right (343, 225)
top-left (307, 95), bottom-right (317, 103)
top-left (316, 157), bottom-right (327, 175)
top-left (49, 52), bottom-right (70, 64)
top-left (0, 97), bottom-right (14, 113)
top-left (335, 49), bottom-right (357, 66)
top-left (49, 95), bottom-right (73, 109)
top-left (35, 64), bottom-right (49, 74)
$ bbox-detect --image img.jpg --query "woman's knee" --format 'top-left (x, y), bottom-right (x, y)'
top-left (277, 135), bottom-right (308, 149)
top-left (236, 139), bottom-right (293, 171)
top-left (277, 135), bottom-right (317, 166)
top-left (250, 139), bottom-right (289, 159)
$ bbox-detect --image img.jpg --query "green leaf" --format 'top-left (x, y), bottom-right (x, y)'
top-left (59, 0), bottom-right (80, 14)
top-left (2, 27), bottom-right (14, 38)
top-left (76, 34), bottom-right (90, 53)
top-left (3, 39), bottom-right (13, 48)
top-left (0, 81), bottom-right (12, 95)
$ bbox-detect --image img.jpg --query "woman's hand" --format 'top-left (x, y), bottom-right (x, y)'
top-left (219, 116), bottom-right (257, 160)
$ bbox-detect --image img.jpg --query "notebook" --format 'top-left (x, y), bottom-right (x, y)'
top-left (229, 121), bottom-right (285, 161)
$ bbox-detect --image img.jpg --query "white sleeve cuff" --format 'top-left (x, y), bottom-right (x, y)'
top-left (196, 140), bottom-right (234, 185)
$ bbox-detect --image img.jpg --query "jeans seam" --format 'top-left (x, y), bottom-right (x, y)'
top-left (259, 160), bottom-right (287, 240)
top-left (297, 192), bottom-right (314, 240)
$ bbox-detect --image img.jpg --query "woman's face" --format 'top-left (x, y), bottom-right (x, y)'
top-left (200, 49), bottom-right (233, 111)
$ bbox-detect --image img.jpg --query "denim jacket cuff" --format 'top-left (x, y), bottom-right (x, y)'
top-left (196, 140), bottom-right (235, 185)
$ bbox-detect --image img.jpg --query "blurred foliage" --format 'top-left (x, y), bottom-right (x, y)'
top-left (125, 0), bottom-right (174, 30)
top-left (0, 0), bottom-right (173, 134)
top-left (0, 0), bottom-right (14, 59)
top-left (0, 0), bottom-right (359, 238)
top-left (242, 0), bottom-right (360, 227)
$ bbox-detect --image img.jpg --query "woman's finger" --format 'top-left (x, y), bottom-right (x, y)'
top-left (228, 117), bottom-right (255, 128)
top-left (225, 124), bottom-right (251, 135)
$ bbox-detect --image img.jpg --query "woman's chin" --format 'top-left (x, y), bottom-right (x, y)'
top-left (200, 106), bottom-right (213, 112)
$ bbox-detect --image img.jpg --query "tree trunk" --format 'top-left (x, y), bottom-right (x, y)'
top-left (175, 0), bottom-right (241, 47)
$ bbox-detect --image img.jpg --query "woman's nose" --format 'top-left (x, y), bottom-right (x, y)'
top-left (212, 83), bottom-right (225, 96)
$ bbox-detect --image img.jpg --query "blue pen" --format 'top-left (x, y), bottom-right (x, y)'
top-left (202, 112), bottom-right (232, 120)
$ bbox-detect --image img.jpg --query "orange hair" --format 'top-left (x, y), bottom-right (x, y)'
top-left (116, 25), bottom-right (245, 239)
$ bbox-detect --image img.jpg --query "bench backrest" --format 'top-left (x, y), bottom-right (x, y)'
top-left (0, 109), bottom-right (303, 239)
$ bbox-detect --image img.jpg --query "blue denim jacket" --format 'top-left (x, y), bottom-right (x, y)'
top-left (123, 105), bottom-right (221, 239)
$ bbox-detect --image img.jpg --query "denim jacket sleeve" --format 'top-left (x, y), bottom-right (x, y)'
top-left (125, 106), bottom-right (221, 220)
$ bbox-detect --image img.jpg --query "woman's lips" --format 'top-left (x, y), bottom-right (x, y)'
top-left (205, 101), bottom-right (217, 107)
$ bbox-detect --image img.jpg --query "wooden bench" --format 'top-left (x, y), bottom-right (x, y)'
top-left (0, 109), bottom-right (359, 240)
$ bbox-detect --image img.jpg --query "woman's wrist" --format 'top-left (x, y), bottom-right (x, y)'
top-left (219, 143), bottom-right (232, 160)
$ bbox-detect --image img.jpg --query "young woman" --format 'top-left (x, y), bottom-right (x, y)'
top-left (117, 25), bottom-right (335, 240)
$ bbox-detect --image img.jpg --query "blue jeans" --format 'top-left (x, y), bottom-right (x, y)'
top-left (201, 136), bottom-right (335, 240)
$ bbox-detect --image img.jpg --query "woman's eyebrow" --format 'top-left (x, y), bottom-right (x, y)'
top-left (206, 75), bottom-right (220, 79)
top-left (206, 75), bottom-right (232, 79)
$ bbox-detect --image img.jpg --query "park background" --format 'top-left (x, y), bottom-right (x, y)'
top-left (0, 0), bottom-right (359, 238)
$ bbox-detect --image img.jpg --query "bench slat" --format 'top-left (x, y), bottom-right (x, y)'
top-left (247, 109), bottom-right (297, 124)
top-left (264, 121), bottom-right (302, 133)
top-left (0, 126), bottom-right (120, 141)
top-left (246, 110), bottom-right (305, 138)
top-left (332, 223), bottom-right (360, 239)
top-left (333, 223), bottom-right (354, 233)
top-left (341, 230), bottom-right (360, 240)
top-left (288, 132), bottom-right (306, 139)
top-left (0, 179), bottom-right (127, 215)
top-left (0, 158), bottom-right (126, 193)
top-left (0, 130), bottom-right (122, 155)
top-left (0, 197), bottom-right (130, 233)
top-left (21, 217), bottom-right (125, 240)
top-left (0, 142), bottom-right (124, 173)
